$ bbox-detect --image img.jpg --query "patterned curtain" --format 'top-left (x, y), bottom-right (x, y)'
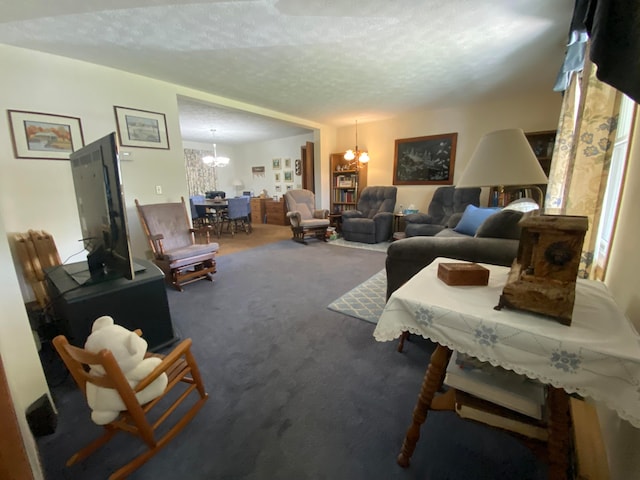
top-left (544, 59), bottom-right (621, 280)
top-left (184, 148), bottom-right (217, 196)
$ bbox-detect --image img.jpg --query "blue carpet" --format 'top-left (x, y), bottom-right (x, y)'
top-left (327, 269), bottom-right (386, 324)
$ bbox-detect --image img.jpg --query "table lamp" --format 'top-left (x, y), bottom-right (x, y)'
top-left (457, 129), bottom-right (548, 207)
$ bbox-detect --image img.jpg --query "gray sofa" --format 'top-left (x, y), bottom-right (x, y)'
top-left (385, 209), bottom-right (525, 300)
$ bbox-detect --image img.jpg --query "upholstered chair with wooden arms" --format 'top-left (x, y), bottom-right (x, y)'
top-left (135, 197), bottom-right (218, 291)
top-left (52, 331), bottom-right (208, 480)
top-left (284, 189), bottom-right (330, 244)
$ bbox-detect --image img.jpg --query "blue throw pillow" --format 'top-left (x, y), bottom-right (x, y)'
top-left (453, 205), bottom-right (501, 236)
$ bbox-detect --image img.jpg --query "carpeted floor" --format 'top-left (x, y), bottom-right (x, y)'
top-left (202, 222), bottom-right (293, 256)
top-left (37, 239), bottom-right (546, 480)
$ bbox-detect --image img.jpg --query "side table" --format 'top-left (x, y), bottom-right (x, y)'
top-left (374, 258), bottom-right (640, 479)
top-left (329, 213), bottom-right (342, 233)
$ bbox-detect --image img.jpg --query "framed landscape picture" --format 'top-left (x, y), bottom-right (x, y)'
top-left (8, 110), bottom-right (84, 160)
top-left (272, 158), bottom-right (281, 170)
top-left (284, 170), bottom-right (293, 182)
top-left (114, 106), bottom-right (169, 149)
top-left (393, 132), bottom-right (457, 185)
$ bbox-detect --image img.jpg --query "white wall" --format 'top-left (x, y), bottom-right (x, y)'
top-left (183, 132), bottom-right (314, 200)
top-left (599, 108), bottom-right (640, 479)
top-left (0, 213), bottom-right (47, 479)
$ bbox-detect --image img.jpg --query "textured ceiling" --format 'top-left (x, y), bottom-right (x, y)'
top-left (0, 0), bottom-right (573, 144)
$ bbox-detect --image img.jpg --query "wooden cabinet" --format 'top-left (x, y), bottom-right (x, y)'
top-left (265, 199), bottom-right (288, 225)
top-left (490, 130), bottom-right (556, 207)
top-left (329, 153), bottom-right (368, 214)
top-left (250, 197), bottom-right (268, 224)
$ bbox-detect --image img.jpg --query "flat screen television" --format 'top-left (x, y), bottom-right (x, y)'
top-left (67, 132), bottom-right (136, 284)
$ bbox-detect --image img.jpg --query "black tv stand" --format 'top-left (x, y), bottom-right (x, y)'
top-left (46, 258), bottom-right (177, 352)
top-left (62, 261), bottom-right (147, 286)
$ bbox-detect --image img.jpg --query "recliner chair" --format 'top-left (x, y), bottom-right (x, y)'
top-left (341, 186), bottom-right (397, 244)
top-left (404, 186), bottom-right (480, 237)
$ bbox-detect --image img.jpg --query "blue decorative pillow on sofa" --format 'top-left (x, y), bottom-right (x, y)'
top-left (453, 205), bottom-right (501, 236)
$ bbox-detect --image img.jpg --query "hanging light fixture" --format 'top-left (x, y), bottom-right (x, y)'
top-left (344, 120), bottom-right (370, 167)
top-left (202, 129), bottom-right (230, 168)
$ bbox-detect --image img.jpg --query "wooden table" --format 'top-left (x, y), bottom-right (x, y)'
top-left (194, 200), bottom-right (228, 236)
top-left (374, 258), bottom-right (640, 479)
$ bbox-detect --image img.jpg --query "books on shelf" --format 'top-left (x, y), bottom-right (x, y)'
top-left (455, 390), bottom-right (548, 442)
top-left (444, 351), bottom-right (546, 420)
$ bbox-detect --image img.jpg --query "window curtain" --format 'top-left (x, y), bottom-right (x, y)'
top-left (545, 59), bottom-right (621, 280)
top-left (184, 148), bottom-right (218, 196)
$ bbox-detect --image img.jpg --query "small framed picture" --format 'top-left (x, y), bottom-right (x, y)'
top-left (272, 158), bottom-right (281, 170)
top-left (275, 185), bottom-right (282, 192)
top-left (274, 172), bottom-right (281, 182)
top-left (286, 184), bottom-right (293, 191)
top-left (7, 110), bottom-right (84, 160)
top-left (114, 106), bottom-right (169, 149)
top-left (284, 170), bottom-right (293, 182)
top-left (284, 157), bottom-right (292, 168)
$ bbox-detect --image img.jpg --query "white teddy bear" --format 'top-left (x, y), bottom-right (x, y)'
top-left (84, 316), bottom-right (168, 425)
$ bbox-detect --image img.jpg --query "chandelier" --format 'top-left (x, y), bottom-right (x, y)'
top-left (344, 120), bottom-right (370, 166)
top-left (202, 129), bottom-right (230, 168)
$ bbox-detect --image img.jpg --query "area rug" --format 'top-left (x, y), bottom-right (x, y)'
top-left (327, 269), bottom-right (386, 324)
top-left (327, 237), bottom-right (390, 254)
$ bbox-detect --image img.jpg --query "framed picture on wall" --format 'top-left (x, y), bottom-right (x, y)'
top-left (284, 158), bottom-right (291, 168)
top-left (284, 170), bottom-right (293, 182)
top-left (272, 158), bottom-right (281, 170)
top-left (275, 185), bottom-right (282, 193)
top-left (114, 106), bottom-right (169, 149)
top-left (393, 132), bottom-right (457, 185)
top-left (274, 172), bottom-right (281, 182)
top-left (7, 110), bottom-right (84, 160)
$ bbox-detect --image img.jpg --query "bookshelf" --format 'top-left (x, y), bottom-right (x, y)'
top-left (329, 153), bottom-right (367, 214)
top-left (489, 130), bottom-right (556, 207)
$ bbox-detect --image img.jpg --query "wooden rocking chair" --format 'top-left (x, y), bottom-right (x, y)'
top-left (135, 197), bottom-right (219, 291)
top-left (52, 333), bottom-right (208, 480)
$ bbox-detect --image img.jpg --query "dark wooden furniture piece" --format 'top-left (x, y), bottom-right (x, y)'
top-left (329, 152), bottom-right (368, 214)
top-left (265, 198), bottom-right (288, 225)
top-left (52, 332), bottom-right (208, 480)
top-left (135, 197), bottom-right (218, 291)
top-left (46, 258), bottom-right (177, 352)
top-left (250, 197), bottom-right (268, 224)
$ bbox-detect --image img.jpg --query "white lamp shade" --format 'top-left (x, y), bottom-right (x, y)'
top-left (457, 129), bottom-right (548, 187)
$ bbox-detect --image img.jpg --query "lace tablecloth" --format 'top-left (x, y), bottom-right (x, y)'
top-left (374, 257), bottom-right (640, 428)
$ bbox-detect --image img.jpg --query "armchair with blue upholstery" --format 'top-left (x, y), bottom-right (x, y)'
top-left (341, 186), bottom-right (397, 244)
top-left (404, 186), bottom-right (481, 237)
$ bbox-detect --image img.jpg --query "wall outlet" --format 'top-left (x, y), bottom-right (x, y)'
top-left (155, 185), bottom-right (162, 195)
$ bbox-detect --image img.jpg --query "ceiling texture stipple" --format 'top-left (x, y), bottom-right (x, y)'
top-left (0, 0), bottom-right (574, 144)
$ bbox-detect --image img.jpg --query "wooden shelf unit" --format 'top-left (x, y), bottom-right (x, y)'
top-left (329, 153), bottom-right (368, 214)
top-left (490, 130), bottom-right (556, 207)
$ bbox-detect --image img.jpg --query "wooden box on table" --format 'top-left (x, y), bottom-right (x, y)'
top-left (437, 262), bottom-right (490, 286)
